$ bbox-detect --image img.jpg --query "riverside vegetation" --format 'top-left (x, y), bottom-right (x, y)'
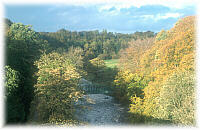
top-left (4, 16), bottom-right (195, 126)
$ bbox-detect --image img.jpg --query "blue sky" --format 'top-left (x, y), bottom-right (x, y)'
top-left (4, 0), bottom-right (196, 33)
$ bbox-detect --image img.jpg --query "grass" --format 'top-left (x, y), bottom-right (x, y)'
top-left (104, 59), bottom-right (119, 68)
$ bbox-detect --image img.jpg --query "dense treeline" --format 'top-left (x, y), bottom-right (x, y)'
top-left (39, 29), bottom-right (155, 60)
top-left (4, 18), bottom-right (155, 125)
top-left (113, 16), bottom-right (195, 125)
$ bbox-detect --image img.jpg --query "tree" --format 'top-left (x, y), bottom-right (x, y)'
top-left (30, 52), bottom-right (82, 124)
top-left (158, 70), bottom-right (195, 125)
top-left (119, 37), bottom-right (155, 73)
top-left (39, 29), bottom-right (155, 60)
top-left (5, 22), bottom-right (42, 122)
top-left (5, 66), bottom-right (25, 123)
top-left (85, 58), bottom-right (106, 82)
top-left (113, 16), bottom-right (195, 125)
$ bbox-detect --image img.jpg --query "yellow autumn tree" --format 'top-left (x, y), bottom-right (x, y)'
top-left (29, 51), bottom-right (83, 125)
top-left (114, 16), bottom-right (195, 125)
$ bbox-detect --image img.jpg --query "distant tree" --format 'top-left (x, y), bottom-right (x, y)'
top-left (86, 58), bottom-right (106, 82)
top-left (119, 37), bottom-right (155, 73)
top-left (39, 29), bottom-right (155, 60)
top-left (66, 46), bottom-right (84, 69)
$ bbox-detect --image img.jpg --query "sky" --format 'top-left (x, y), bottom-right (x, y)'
top-left (3, 0), bottom-right (197, 33)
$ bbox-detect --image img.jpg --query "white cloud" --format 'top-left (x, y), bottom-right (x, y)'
top-left (157, 13), bottom-right (182, 19)
top-left (139, 13), bottom-right (183, 21)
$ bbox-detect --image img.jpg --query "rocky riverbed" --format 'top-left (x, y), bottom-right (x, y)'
top-left (74, 94), bottom-right (128, 126)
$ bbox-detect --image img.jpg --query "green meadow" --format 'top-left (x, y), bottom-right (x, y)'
top-left (104, 59), bottom-right (119, 68)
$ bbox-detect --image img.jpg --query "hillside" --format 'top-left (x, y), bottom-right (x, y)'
top-left (114, 16), bottom-right (195, 125)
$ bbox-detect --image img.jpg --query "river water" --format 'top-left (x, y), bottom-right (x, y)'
top-left (74, 94), bottom-right (128, 126)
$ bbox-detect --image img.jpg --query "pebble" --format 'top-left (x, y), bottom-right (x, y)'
top-left (74, 94), bottom-right (126, 126)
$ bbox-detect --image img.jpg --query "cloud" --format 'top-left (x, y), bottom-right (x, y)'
top-left (98, 5), bottom-right (183, 21)
top-left (158, 13), bottom-right (182, 19)
top-left (140, 13), bottom-right (183, 21)
top-left (5, 2), bottom-right (196, 33)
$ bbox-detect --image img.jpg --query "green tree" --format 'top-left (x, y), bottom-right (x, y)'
top-left (5, 66), bottom-right (25, 123)
top-left (5, 23), bottom-right (42, 122)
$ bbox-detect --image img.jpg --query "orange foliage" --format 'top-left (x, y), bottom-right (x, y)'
top-left (119, 37), bottom-right (155, 73)
top-left (115, 16), bottom-right (195, 125)
top-left (140, 16), bottom-right (195, 121)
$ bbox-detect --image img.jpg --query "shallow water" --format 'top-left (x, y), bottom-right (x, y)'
top-left (74, 94), bottom-right (127, 126)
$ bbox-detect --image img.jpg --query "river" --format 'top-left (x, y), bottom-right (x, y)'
top-left (74, 94), bottom-right (128, 126)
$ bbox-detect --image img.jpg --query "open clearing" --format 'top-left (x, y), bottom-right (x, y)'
top-left (104, 59), bottom-right (119, 68)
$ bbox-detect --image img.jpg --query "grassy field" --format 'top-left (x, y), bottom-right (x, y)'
top-left (104, 59), bottom-right (119, 68)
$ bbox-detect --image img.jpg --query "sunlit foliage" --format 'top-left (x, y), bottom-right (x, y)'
top-left (5, 16), bottom-right (195, 126)
top-left (114, 16), bottom-right (195, 125)
top-left (29, 52), bottom-right (83, 124)
top-left (119, 37), bottom-right (155, 73)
